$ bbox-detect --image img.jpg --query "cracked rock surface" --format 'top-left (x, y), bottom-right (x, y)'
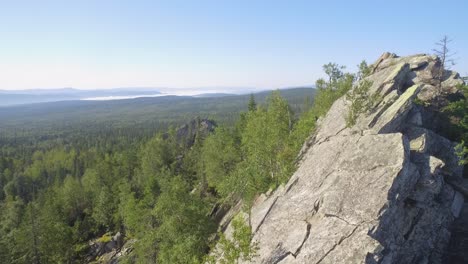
top-left (231, 53), bottom-right (465, 264)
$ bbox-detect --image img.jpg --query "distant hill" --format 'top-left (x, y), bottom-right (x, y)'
top-left (0, 87), bottom-right (315, 138)
top-left (0, 88), bottom-right (162, 106)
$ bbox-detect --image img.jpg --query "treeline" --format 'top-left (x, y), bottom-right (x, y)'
top-left (0, 64), bottom-right (364, 263)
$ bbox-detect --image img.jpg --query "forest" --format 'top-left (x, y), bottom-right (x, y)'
top-left (0, 88), bottom-right (314, 142)
top-left (0, 62), bottom-right (466, 264)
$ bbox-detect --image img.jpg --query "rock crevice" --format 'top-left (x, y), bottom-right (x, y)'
top-left (314, 225), bottom-right (361, 264)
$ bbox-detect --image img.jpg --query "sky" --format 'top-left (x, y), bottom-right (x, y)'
top-left (0, 0), bottom-right (467, 92)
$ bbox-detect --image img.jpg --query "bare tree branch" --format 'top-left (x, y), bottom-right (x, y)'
top-left (432, 35), bottom-right (457, 91)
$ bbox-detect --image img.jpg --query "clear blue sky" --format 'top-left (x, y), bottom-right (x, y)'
top-left (0, 0), bottom-right (467, 91)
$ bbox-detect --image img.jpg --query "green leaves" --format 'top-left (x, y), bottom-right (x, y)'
top-left (345, 80), bottom-right (377, 127)
top-left (140, 134), bottom-right (176, 179)
top-left (208, 214), bottom-right (258, 264)
top-left (243, 92), bottom-right (293, 179)
top-left (357, 60), bottom-right (371, 80)
top-left (153, 176), bottom-right (215, 264)
top-left (443, 84), bottom-right (468, 164)
top-left (323, 62), bottom-right (346, 84)
top-left (248, 94), bottom-right (257, 112)
top-left (291, 63), bottom-right (353, 149)
top-left (455, 141), bottom-right (468, 165)
top-left (201, 127), bottom-right (241, 191)
top-left (92, 186), bottom-right (115, 229)
top-left (197, 91), bottom-right (297, 206)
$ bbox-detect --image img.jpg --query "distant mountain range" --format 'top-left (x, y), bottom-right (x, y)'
top-left (0, 88), bottom-right (163, 106)
top-left (0, 86), bottom-right (314, 106)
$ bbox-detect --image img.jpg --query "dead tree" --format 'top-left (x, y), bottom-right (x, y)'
top-left (432, 35), bottom-right (456, 88)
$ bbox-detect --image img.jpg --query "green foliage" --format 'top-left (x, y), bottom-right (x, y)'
top-left (140, 134), bottom-right (175, 178)
top-left (455, 141), bottom-right (468, 165)
top-left (314, 73), bottom-right (354, 114)
top-left (248, 94), bottom-right (257, 112)
top-left (201, 127), bottom-right (241, 192)
top-left (323, 62), bottom-right (345, 83)
top-left (443, 84), bottom-right (468, 164)
top-left (37, 198), bottom-right (75, 263)
top-left (60, 175), bottom-right (88, 224)
top-left (413, 97), bottom-right (427, 106)
top-left (207, 214), bottom-right (258, 264)
top-left (290, 63), bottom-right (353, 150)
top-left (92, 186), bottom-right (116, 229)
top-left (195, 90), bottom-right (299, 207)
top-left (0, 199), bottom-right (26, 263)
top-left (202, 66), bottom-right (354, 209)
top-left (345, 80), bottom-right (378, 127)
top-left (242, 91), bottom-right (294, 183)
top-left (154, 176), bottom-right (216, 264)
top-left (357, 60), bottom-right (371, 80)
top-left (118, 182), bottom-right (153, 239)
top-left (97, 233), bottom-right (112, 243)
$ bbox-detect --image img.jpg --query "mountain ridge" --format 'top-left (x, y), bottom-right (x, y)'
top-left (220, 53), bottom-right (466, 264)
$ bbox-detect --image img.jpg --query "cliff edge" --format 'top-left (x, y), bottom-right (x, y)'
top-left (235, 53), bottom-right (465, 264)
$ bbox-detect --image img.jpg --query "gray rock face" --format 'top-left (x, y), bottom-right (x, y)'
top-left (87, 233), bottom-right (134, 264)
top-left (176, 118), bottom-right (216, 147)
top-left (444, 198), bottom-right (468, 263)
top-left (163, 117), bottom-right (216, 148)
top-left (231, 53), bottom-right (465, 264)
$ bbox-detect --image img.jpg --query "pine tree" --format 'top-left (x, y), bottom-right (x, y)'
top-left (248, 94), bottom-right (257, 112)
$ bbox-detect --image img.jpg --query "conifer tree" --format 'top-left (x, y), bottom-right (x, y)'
top-left (248, 94), bottom-right (257, 112)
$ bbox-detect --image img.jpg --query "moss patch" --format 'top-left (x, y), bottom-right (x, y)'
top-left (97, 233), bottom-right (112, 243)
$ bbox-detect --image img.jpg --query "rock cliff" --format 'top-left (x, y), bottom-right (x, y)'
top-left (231, 53), bottom-right (466, 264)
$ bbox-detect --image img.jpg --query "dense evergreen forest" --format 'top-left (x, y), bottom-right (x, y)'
top-left (0, 88), bottom-right (314, 143)
top-left (0, 63), bottom-right (465, 263)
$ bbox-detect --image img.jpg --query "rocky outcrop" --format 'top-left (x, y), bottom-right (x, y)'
top-left (175, 117), bottom-right (216, 148)
top-left (162, 117), bottom-right (216, 148)
top-left (229, 53), bottom-right (465, 264)
top-left (87, 232), bottom-right (134, 264)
